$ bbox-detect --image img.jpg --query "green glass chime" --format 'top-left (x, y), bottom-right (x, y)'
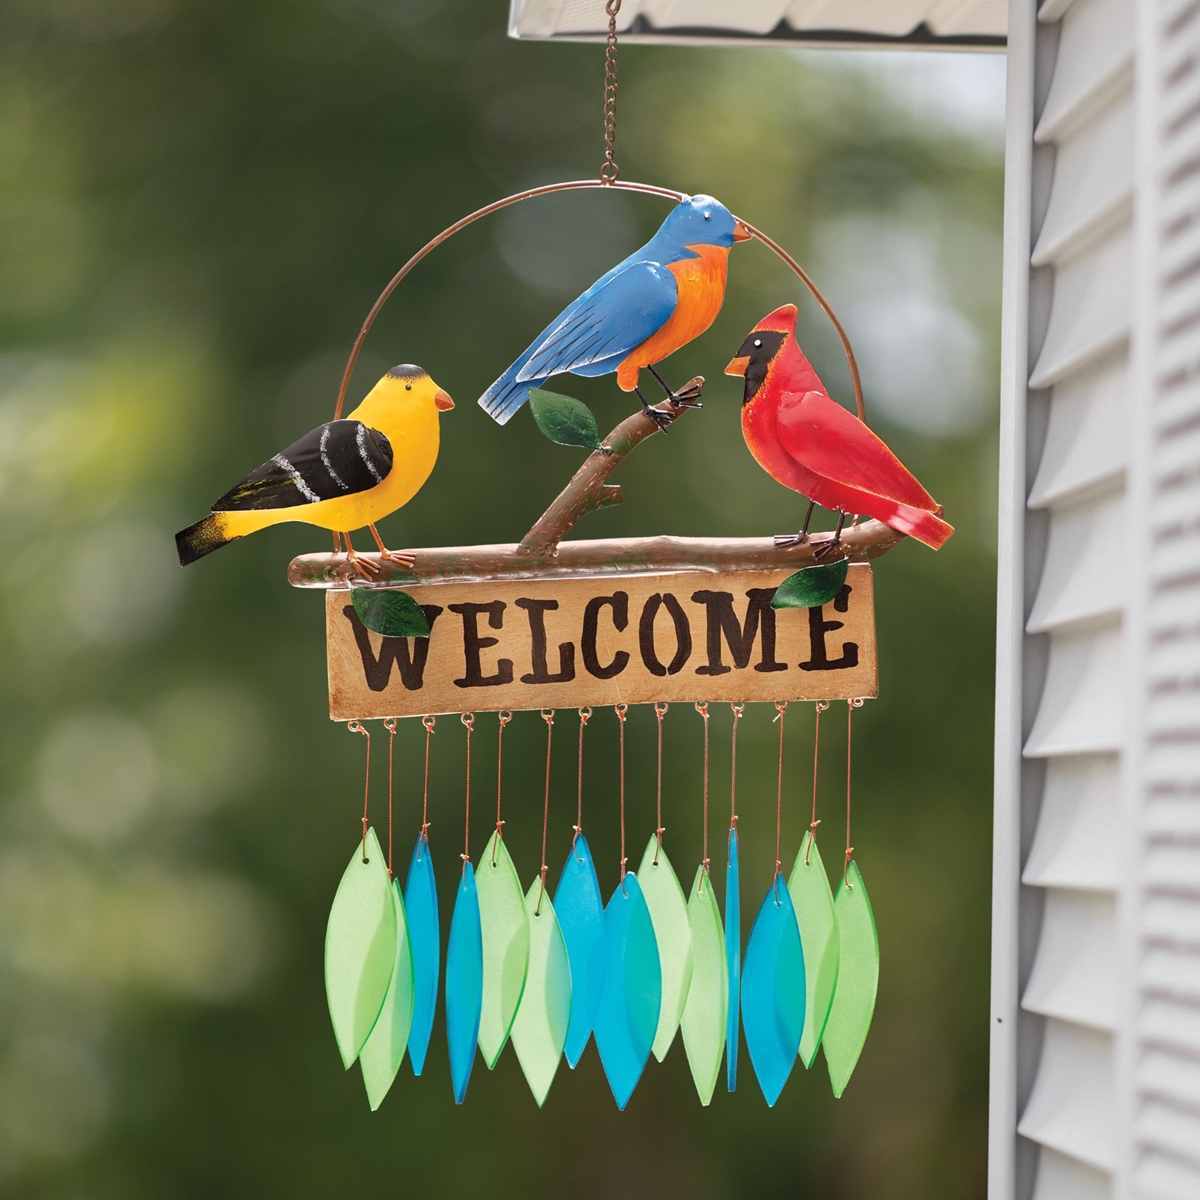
top-left (322, 701), bottom-right (879, 1109)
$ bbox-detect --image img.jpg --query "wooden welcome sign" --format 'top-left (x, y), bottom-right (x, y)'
top-left (325, 564), bottom-right (876, 719)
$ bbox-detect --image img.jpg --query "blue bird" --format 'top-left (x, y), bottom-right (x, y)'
top-left (479, 194), bottom-right (751, 426)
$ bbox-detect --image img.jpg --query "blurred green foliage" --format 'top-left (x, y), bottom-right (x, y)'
top-left (0, 1), bottom-right (1001, 1196)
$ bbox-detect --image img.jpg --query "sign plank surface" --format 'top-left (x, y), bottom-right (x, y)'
top-left (326, 565), bottom-right (877, 719)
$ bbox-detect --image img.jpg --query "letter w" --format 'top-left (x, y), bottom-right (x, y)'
top-left (343, 604), bottom-right (444, 692)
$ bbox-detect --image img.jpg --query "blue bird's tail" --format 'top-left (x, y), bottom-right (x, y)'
top-left (478, 364), bottom-right (535, 426)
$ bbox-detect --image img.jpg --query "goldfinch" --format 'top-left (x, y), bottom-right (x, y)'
top-left (175, 364), bottom-right (454, 574)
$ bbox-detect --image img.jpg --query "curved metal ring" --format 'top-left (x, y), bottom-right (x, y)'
top-left (332, 178), bottom-right (865, 424)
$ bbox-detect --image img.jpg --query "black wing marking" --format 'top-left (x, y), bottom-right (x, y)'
top-left (213, 420), bottom-right (393, 511)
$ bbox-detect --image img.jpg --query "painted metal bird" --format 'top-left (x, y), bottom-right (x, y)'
top-left (479, 193), bottom-right (751, 427)
top-left (175, 365), bottom-right (454, 575)
top-left (725, 305), bottom-right (953, 553)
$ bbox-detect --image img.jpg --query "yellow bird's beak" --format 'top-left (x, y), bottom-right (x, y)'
top-left (725, 355), bottom-right (750, 377)
top-left (732, 220), bottom-right (752, 243)
top-left (434, 388), bottom-right (455, 411)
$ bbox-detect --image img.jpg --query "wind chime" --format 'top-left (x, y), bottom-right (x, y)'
top-left (175, 0), bottom-right (952, 1110)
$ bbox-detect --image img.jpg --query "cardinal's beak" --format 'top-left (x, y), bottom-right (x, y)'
top-left (434, 388), bottom-right (455, 411)
top-left (725, 355), bottom-right (750, 377)
top-left (732, 220), bottom-right (752, 243)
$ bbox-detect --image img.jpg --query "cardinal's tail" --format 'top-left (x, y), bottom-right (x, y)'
top-left (175, 513), bottom-right (239, 566)
top-left (478, 362), bottom-right (537, 426)
top-left (888, 503), bottom-right (955, 550)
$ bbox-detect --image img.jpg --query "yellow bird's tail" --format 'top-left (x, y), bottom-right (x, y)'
top-left (175, 513), bottom-right (238, 566)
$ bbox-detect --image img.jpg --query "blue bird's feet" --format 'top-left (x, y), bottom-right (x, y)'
top-left (638, 372), bottom-right (706, 433)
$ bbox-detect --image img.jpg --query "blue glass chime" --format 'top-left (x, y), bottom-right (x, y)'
top-left (324, 701), bottom-right (878, 1109)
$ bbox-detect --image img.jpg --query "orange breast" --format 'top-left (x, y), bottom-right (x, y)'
top-left (616, 244), bottom-right (730, 391)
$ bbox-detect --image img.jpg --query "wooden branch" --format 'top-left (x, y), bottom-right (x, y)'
top-left (516, 384), bottom-right (701, 556)
top-left (287, 521), bottom-right (907, 589)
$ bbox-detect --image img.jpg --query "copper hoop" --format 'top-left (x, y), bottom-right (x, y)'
top-left (332, 178), bottom-right (866, 425)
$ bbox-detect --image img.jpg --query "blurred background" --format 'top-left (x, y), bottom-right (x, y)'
top-left (0, 2), bottom-right (1003, 1196)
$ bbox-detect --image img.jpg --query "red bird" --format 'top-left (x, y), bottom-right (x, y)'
top-left (724, 304), bottom-right (953, 553)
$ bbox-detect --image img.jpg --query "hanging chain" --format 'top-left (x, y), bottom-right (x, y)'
top-left (492, 711), bottom-right (512, 864)
top-left (573, 706), bottom-right (592, 858)
top-left (696, 702), bottom-right (710, 891)
top-left (845, 698), bottom-right (863, 884)
top-left (616, 703), bottom-right (628, 884)
top-left (773, 702), bottom-right (788, 884)
top-left (536, 710), bottom-right (555, 914)
top-left (348, 720), bottom-right (371, 862)
top-left (806, 701), bottom-right (829, 865)
top-left (384, 717), bottom-right (397, 878)
top-left (600, 0), bottom-right (622, 182)
top-left (461, 712), bottom-right (475, 872)
top-left (729, 703), bottom-right (744, 834)
top-left (653, 702), bottom-right (667, 864)
top-left (417, 715), bottom-right (435, 860)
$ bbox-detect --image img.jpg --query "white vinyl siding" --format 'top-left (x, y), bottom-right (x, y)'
top-left (1123, 2), bottom-right (1200, 1196)
top-left (994, 0), bottom-right (1135, 1197)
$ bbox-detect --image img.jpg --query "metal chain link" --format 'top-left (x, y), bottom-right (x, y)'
top-left (600, 0), bottom-right (621, 182)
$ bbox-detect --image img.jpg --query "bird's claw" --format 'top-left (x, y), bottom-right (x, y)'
top-left (810, 538), bottom-right (842, 562)
top-left (669, 376), bottom-right (706, 407)
top-left (773, 532), bottom-right (809, 549)
top-left (380, 550), bottom-right (416, 570)
top-left (647, 407), bottom-right (676, 433)
top-left (345, 551), bottom-right (380, 579)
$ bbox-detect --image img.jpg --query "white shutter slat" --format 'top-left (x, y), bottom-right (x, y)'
top-left (1022, 889), bottom-right (1118, 1029)
top-left (1144, 893), bottom-right (1200, 950)
top-left (1142, 943), bottom-right (1200, 1005)
top-left (1134, 1098), bottom-right (1200, 1174)
top-left (927, 0), bottom-right (1008, 36)
top-left (1018, 1018), bottom-right (1116, 1169)
top-left (1038, 0), bottom-right (1078, 20)
top-left (1023, 754), bottom-right (1121, 890)
top-left (1142, 996), bottom-right (1200, 1059)
top-left (1034, 0), bottom-right (1134, 143)
top-left (1143, 843), bottom-right (1200, 901)
top-left (1145, 793), bottom-right (1200, 839)
top-left (1031, 1147), bottom-right (1113, 1200)
top-left (1028, 225), bottom-right (1132, 388)
top-left (1027, 351), bottom-right (1128, 508)
top-left (1132, 1153), bottom-right (1200, 1200)
top-left (1024, 622), bottom-right (1124, 757)
top-left (1031, 85), bottom-right (1135, 266)
top-left (1026, 485), bottom-right (1126, 633)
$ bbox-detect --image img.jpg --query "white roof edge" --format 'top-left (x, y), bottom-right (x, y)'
top-left (508, 0), bottom-right (1007, 51)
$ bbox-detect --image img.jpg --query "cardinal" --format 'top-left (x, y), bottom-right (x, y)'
top-left (175, 364), bottom-right (454, 576)
top-left (725, 305), bottom-right (953, 553)
top-left (479, 193), bottom-right (751, 428)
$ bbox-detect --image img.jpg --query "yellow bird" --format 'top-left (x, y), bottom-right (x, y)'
top-left (175, 364), bottom-right (454, 575)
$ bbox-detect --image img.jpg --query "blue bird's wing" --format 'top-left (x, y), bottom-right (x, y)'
top-left (479, 259), bottom-right (678, 424)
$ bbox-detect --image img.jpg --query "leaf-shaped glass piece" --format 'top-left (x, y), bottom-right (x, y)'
top-left (725, 827), bottom-right (741, 1092)
top-left (680, 865), bottom-right (727, 1105)
top-left (636, 835), bottom-right (693, 1062)
top-left (771, 559), bottom-right (850, 610)
top-left (404, 832), bottom-right (439, 1075)
top-left (475, 832), bottom-right (530, 1067)
top-left (824, 860), bottom-right (879, 1098)
top-left (351, 588), bottom-right (430, 636)
top-left (593, 874), bottom-right (661, 1110)
top-left (554, 833), bottom-right (605, 1068)
top-left (446, 863), bottom-right (483, 1104)
top-left (528, 388), bottom-right (603, 450)
top-left (742, 878), bottom-right (806, 1107)
top-left (788, 832), bottom-right (840, 1068)
top-left (510, 880), bottom-right (572, 1106)
top-left (359, 879), bottom-right (414, 1110)
top-left (325, 827), bottom-right (396, 1069)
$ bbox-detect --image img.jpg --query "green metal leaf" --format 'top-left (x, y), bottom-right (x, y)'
top-left (823, 859), bottom-right (879, 1097)
top-left (637, 835), bottom-right (693, 1062)
top-left (475, 832), bottom-right (530, 1067)
top-left (324, 827), bottom-right (397, 1069)
top-left (788, 833), bottom-right (840, 1068)
top-left (771, 559), bottom-right (850, 610)
top-left (510, 880), bottom-right (571, 1107)
top-left (350, 588), bottom-right (431, 638)
top-left (680, 865), bottom-right (727, 1106)
top-left (359, 879), bottom-right (415, 1110)
top-left (528, 388), bottom-right (603, 450)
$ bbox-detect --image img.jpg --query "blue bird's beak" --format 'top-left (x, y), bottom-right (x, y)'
top-left (733, 220), bottom-right (752, 243)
